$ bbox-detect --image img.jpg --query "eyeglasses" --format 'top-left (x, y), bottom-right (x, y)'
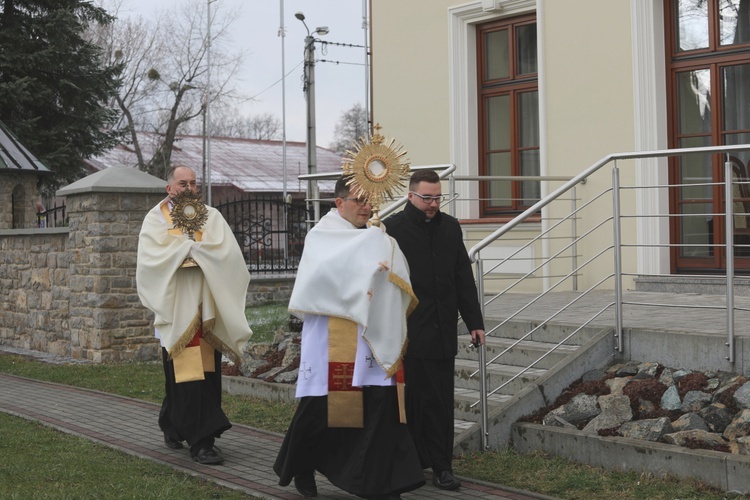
top-left (410, 192), bottom-right (445, 204)
top-left (341, 197), bottom-right (370, 206)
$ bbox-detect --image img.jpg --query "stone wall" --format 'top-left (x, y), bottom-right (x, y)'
top-left (0, 181), bottom-right (165, 362)
top-left (1, 230), bottom-right (71, 356)
top-left (0, 168), bottom-right (295, 363)
top-left (246, 276), bottom-right (295, 306)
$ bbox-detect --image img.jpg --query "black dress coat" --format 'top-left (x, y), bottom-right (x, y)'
top-left (385, 202), bottom-right (484, 360)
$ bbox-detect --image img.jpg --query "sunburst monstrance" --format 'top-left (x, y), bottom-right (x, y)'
top-left (170, 189), bottom-right (208, 268)
top-left (341, 124), bottom-right (410, 227)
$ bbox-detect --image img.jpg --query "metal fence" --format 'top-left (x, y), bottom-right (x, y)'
top-left (216, 194), bottom-right (323, 274)
top-left (34, 194), bottom-right (316, 274)
top-left (36, 203), bottom-right (67, 228)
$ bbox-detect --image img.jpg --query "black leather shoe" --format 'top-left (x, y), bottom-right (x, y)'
top-left (163, 434), bottom-right (183, 449)
top-left (192, 447), bottom-right (224, 465)
top-left (293, 472), bottom-right (317, 497)
top-left (432, 470), bottom-right (461, 490)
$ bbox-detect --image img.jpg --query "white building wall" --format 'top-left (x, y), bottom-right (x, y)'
top-left (372, 0), bottom-right (669, 291)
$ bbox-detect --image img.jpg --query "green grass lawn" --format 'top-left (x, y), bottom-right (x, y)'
top-left (245, 301), bottom-right (291, 344)
top-left (0, 412), bottom-right (250, 499)
top-left (0, 352), bottom-right (729, 500)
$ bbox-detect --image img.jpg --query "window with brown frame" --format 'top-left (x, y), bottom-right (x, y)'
top-left (665, 0), bottom-right (750, 271)
top-left (477, 14), bottom-right (538, 217)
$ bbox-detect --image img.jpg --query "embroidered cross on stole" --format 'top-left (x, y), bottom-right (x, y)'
top-left (327, 316), bottom-right (364, 428)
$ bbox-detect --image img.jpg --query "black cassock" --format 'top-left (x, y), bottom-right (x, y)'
top-left (159, 347), bottom-right (231, 455)
top-left (274, 385), bottom-right (425, 498)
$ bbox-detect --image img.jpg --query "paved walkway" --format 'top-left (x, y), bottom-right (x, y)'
top-left (0, 371), bottom-right (549, 500)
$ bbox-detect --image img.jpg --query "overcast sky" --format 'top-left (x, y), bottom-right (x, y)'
top-left (117, 0), bottom-right (369, 148)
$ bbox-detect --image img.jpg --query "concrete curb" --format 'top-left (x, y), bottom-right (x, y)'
top-left (512, 422), bottom-right (750, 494)
top-left (223, 374), bottom-right (297, 403)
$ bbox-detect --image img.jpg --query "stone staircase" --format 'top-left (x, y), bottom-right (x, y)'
top-left (451, 286), bottom-right (750, 457)
top-left (452, 318), bottom-right (602, 444)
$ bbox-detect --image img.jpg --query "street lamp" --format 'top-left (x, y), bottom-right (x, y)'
top-left (295, 12), bottom-right (328, 225)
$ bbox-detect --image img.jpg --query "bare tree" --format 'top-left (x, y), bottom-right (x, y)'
top-left (329, 103), bottom-right (369, 154)
top-left (183, 109), bottom-right (282, 140)
top-left (90, 0), bottom-right (245, 178)
top-left (88, 0), bottom-right (163, 168)
top-left (245, 113), bottom-right (281, 140)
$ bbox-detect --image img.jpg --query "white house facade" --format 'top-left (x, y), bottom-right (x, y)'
top-left (371, 0), bottom-right (750, 290)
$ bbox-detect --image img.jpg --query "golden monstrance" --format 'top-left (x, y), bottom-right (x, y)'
top-left (170, 189), bottom-right (208, 268)
top-left (341, 124), bottom-right (411, 227)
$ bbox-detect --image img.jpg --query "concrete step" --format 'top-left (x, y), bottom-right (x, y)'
top-left (457, 335), bottom-right (578, 369)
top-left (454, 358), bottom-right (547, 393)
top-left (454, 418), bottom-right (475, 436)
top-left (635, 275), bottom-right (750, 296)
top-left (465, 319), bottom-right (603, 345)
top-left (454, 388), bottom-right (512, 421)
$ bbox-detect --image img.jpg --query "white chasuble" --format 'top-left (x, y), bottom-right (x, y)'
top-left (288, 209), bottom-right (417, 378)
top-left (137, 198), bottom-right (253, 366)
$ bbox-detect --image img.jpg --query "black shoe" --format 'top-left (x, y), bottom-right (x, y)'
top-left (367, 495), bottom-right (401, 500)
top-left (163, 434), bottom-right (183, 449)
top-left (192, 447), bottom-right (224, 465)
top-left (432, 470), bottom-right (461, 490)
top-left (293, 472), bottom-right (317, 497)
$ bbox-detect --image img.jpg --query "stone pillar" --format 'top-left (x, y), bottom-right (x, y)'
top-left (57, 167), bottom-right (166, 362)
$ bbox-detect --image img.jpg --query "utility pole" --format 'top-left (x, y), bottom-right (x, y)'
top-left (304, 32), bottom-right (318, 223)
top-left (295, 12), bottom-right (328, 226)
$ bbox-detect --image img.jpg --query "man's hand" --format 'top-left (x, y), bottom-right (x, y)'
top-left (470, 329), bottom-right (485, 347)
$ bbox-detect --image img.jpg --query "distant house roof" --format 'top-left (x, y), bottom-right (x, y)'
top-left (0, 120), bottom-right (51, 173)
top-left (84, 131), bottom-right (344, 193)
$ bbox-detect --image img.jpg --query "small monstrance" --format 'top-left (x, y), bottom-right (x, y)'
top-left (170, 189), bottom-right (208, 268)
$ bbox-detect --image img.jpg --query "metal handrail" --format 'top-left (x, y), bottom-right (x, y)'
top-left (468, 143), bottom-right (750, 451)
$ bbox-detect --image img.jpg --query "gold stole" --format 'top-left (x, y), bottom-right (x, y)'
top-left (171, 324), bottom-right (217, 383)
top-left (327, 317), bottom-right (364, 428)
top-left (395, 362), bottom-right (407, 424)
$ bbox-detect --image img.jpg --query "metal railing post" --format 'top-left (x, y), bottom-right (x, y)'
top-left (475, 257), bottom-right (489, 451)
top-left (571, 185), bottom-right (578, 291)
top-left (612, 165), bottom-right (623, 352)
top-left (725, 158), bottom-right (735, 362)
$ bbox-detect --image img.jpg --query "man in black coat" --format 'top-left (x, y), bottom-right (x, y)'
top-left (384, 169), bottom-right (485, 491)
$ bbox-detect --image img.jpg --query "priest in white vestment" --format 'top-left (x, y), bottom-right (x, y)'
top-left (136, 165), bottom-right (252, 465)
top-left (273, 176), bottom-right (425, 500)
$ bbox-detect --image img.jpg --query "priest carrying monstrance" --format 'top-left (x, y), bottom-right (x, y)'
top-left (136, 165), bottom-right (252, 465)
top-left (273, 126), bottom-right (425, 499)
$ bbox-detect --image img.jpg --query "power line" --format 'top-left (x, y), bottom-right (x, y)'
top-left (318, 59), bottom-right (366, 67)
top-left (248, 60), bottom-right (304, 100)
top-left (248, 56), bottom-right (363, 103)
top-left (318, 40), bottom-right (366, 49)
